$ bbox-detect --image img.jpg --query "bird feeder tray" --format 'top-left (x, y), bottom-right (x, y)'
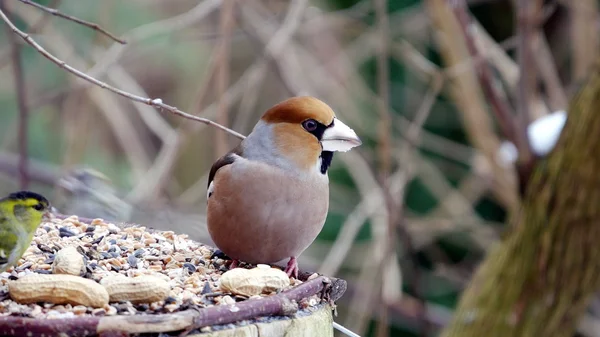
top-left (0, 215), bottom-right (347, 337)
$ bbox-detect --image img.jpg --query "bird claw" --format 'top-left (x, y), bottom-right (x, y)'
top-left (229, 259), bottom-right (239, 270)
top-left (284, 257), bottom-right (298, 278)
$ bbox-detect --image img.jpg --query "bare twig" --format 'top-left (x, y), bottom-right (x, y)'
top-left (238, 21), bottom-right (298, 96)
top-left (215, 0), bottom-right (236, 156)
top-left (533, 32), bottom-right (567, 111)
top-left (451, 0), bottom-right (534, 187)
top-left (0, 275), bottom-right (346, 337)
top-left (231, 63), bottom-right (268, 133)
top-left (567, 0), bottom-right (600, 83)
top-left (86, 0), bottom-right (221, 80)
top-left (0, 6), bottom-right (245, 140)
top-left (241, 0), bottom-right (311, 96)
top-left (17, 0), bottom-right (125, 44)
top-left (425, 0), bottom-right (518, 211)
top-left (182, 275), bottom-right (345, 335)
top-left (514, 0), bottom-right (542, 189)
top-left (11, 2), bottom-right (153, 175)
top-left (101, 63), bottom-right (180, 202)
top-left (27, 0), bottom-right (222, 111)
top-left (515, 0), bottom-right (541, 121)
top-left (515, 4), bottom-right (540, 122)
top-left (374, 0), bottom-right (391, 182)
top-left (318, 160), bottom-right (404, 278)
top-left (451, 2), bottom-right (521, 151)
top-left (373, 0), bottom-right (393, 335)
top-left (26, 0), bottom-right (61, 33)
top-left (341, 152), bottom-right (392, 335)
top-left (2, 2), bottom-right (29, 189)
top-left (186, 52), bottom-right (219, 117)
top-left (393, 76), bottom-right (443, 337)
top-left (178, 0), bottom-right (314, 205)
top-left (0, 152), bottom-right (59, 186)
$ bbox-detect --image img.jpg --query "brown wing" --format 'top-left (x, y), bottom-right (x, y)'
top-left (207, 144), bottom-right (243, 192)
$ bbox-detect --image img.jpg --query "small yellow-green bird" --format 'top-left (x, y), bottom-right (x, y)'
top-left (0, 191), bottom-right (50, 272)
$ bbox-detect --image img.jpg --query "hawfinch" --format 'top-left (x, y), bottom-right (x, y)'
top-left (206, 96), bottom-right (362, 277)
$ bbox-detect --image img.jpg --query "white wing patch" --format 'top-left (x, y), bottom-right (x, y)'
top-left (207, 180), bottom-right (215, 199)
top-left (0, 248), bottom-right (7, 270)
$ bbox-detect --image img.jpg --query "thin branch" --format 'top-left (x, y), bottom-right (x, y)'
top-left (451, 0), bottom-right (534, 183)
top-left (567, 0), bottom-right (600, 83)
top-left (514, 0), bottom-right (542, 189)
top-left (2, 2), bottom-right (29, 189)
top-left (177, 0), bottom-right (315, 206)
top-left (27, 0), bottom-right (222, 111)
top-left (451, 2), bottom-right (517, 144)
top-left (215, 0), bottom-right (236, 156)
top-left (26, 0), bottom-right (61, 34)
top-left (426, 0), bottom-right (519, 212)
top-left (241, 0), bottom-right (310, 96)
top-left (0, 152), bottom-right (59, 186)
top-left (515, 0), bottom-right (539, 123)
top-left (373, 0), bottom-right (393, 335)
top-left (393, 75), bottom-right (443, 337)
top-left (85, 0), bottom-right (221, 81)
top-left (238, 21), bottom-right (298, 96)
top-left (318, 164), bottom-right (403, 277)
top-left (533, 32), bottom-right (567, 111)
top-left (10, 5), bottom-right (154, 175)
top-left (17, 0), bottom-right (125, 44)
top-left (0, 275), bottom-right (346, 337)
top-left (184, 276), bottom-right (345, 335)
top-left (0, 7), bottom-right (245, 140)
top-left (374, 0), bottom-right (391, 182)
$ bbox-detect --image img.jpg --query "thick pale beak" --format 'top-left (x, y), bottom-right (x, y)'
top-left (321, 118), bottom-right (362, 152)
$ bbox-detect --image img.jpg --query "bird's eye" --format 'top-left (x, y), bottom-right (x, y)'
top-left (33, 203), bottom-right (44, 211)
top-left (302, 119), bottom-right (318, 132)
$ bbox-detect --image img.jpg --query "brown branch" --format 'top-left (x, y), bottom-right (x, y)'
top-left (0, 6), bottom-right (245, 140)
top-left (515, 0), bottom-right (539, 124)
top-left (513, 0), bottom-right (542, 190)
top-left (2, 2), bottom-right (29, 189)
top-left (515, 3), bottom-right (541, 132)
top-left (215, 0), bottom-right (236, 157)
top-left (0, 275), bottom-right (344, 337)
top-left (27, 0), bottom-right (61, 34)
top-left (183, 276), bottom-right (344, 335)
top-left (237, 21), bottom-right (297, 97)
top-left (450, 1), bottom-right (520, 150)
top-left (26, 0), bottom-right (221, 111)
top-left (374, 0), bottom-right (391, 183)
top-left (373, 1), bottom-right (393, 335)
top-left (425, 0), bottom-right (519, 212)
top-left (0, 152), bottom-right (59, 186)
top-left (394, 75), bottom-right (444, 337)
top-left (533, 32), bottom-right (567, 111)
top-left (567, 0), bottom-right (600, 83)
top-left (451, 0), bottom-right (534, 189)
top-left (17, 0), bottom-right (126, 44)
top-left (240, 0), bottom-right (310, 96)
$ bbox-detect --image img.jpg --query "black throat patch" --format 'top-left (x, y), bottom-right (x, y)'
top-left (320, 151), bottom-right (334, 174)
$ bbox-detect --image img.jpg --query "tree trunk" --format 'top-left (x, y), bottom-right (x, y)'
top-left (441, 58), bottom-right (600, 336)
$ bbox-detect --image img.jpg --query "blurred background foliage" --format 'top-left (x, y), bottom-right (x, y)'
top-left (0, 0), bottom-right (594, 336)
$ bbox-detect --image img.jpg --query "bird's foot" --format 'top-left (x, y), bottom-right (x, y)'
top-left (229, 259), bottom-right (239, 270)
top-left (284, 256), bottom-right (298, 278)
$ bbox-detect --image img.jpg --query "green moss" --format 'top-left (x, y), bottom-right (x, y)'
top-left (442, 59), bottom-right (600, 337)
